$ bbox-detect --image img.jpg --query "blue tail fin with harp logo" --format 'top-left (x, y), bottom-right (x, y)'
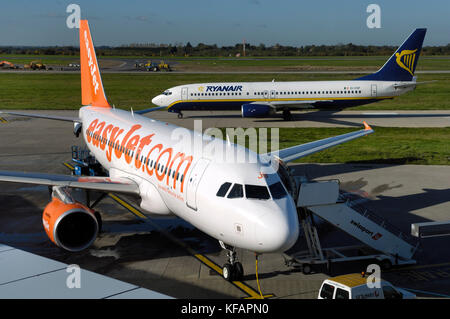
top-left (357, 28), bottom-right (427, 82)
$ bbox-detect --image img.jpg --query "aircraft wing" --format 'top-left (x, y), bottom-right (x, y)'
top-left (263, 122), bottom-right (374, 163)
top-left (0, 111), bottom-right (80, 122)
top-left (0, 171), bottom-right (139, 194)
top-left (251, 100), bottom-right (333, 110)
top-left (134, 106), bottom-right (167, 115)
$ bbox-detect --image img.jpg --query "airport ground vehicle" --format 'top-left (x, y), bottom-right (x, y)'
top-left (135, 60), bottom-right (172, 72)
top-left (0, 61), bottom-right (18, 69)
top-left (284, 179), bottom-right (418, 275)
top-left (157, 60), bottom-right (171, 71)
top-left (144, 60), bottom-right (159, 71)
top-left (24, 60), bottom-right (47, 70)
top-left (318, 273), bottom-right (416, 299)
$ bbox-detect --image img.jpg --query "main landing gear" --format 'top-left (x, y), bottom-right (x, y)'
top-left (282, 109), bottom-right (294, 121)
top-left (220, 241), bottom-right (244, 281)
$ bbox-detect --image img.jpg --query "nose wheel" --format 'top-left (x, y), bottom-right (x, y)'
top-left (220, 241), bottom-right (244, 281)
top-left (177, 112), bottom-right (183, 119)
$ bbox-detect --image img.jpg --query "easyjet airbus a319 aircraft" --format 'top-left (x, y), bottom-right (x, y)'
top-left (0, 21), bottom-right (374, 281)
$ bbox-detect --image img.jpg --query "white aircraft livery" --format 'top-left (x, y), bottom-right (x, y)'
top-left (152, 28), bottom-right (428, 120)
top-left (0, 20), bottom-right (374, 281)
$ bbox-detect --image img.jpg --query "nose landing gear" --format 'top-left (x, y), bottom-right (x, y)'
top-left (177, 112), bottom-right (183, 119)
top-left (220, 241), bottom-right (244, 281)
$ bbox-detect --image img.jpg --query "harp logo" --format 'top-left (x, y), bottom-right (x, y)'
top-left (395, 49), bottom-right (418, 76)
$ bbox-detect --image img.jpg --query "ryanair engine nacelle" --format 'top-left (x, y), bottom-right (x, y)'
top-left (241, 104), bottom-right (272, 118)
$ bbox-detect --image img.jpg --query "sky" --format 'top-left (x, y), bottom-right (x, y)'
top-left (0, 0), bottom-right (449, 47)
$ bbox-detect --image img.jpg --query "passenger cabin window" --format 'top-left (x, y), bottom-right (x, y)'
top-left (216, 182), bottom-right (232, 197)
top-left (227, 183), bottom-right (243, 199)
top-left (269, 182), bottom-right (287, 199)
top-left (245, 185), bottom-right (270, 200)
top-left (335, 288), bottom-right (350, 299)
top-left (319, 283), bottom-right (335, 299)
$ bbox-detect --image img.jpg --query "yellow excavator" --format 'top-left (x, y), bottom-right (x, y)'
top-left (24, 60), bottom-right (47, 70)
top-left (158, 60), bottom-right (171, 71)
top-left (143, 60), bottom-right (172, 72)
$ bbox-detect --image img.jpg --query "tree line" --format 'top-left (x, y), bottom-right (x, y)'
top-left (2, 42), bottom-right (450, 57)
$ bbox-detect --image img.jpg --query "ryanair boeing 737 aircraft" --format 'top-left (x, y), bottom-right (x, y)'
top-left (152, 29), bottom-right (429, 120)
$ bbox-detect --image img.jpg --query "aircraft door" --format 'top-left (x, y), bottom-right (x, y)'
top-left (270, 90), bottom-right (276, 99)
top-left (185, 158), bottom-right (210, 211)
top-left (371, 84), bottom-right (377, 97)
top-left (181, 87), bottom-right (188, 101)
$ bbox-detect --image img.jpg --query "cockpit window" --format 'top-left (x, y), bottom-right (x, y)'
top-left (216, 182), bottom-right (232, 197)
top-left (163, 90), bottom-right (172, 96)
top-left (227, 183), bottom-right (243, 199)
top-left (269, 182), bottom-right (287, 199)
top-left (245, 185), bottom-right (270, 200)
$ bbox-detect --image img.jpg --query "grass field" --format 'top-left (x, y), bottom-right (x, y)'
top-left (214, 127), bottom-right (450, 165)
top-left (277, 127), bottom-right (450, 165)
top-left (0, 72), bottom-right (449, 110)
top-left (220, 127), bottom-right (450, 165)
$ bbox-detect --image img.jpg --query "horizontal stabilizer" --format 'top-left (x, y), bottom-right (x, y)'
top-left (0, 111), bottom-right (79, 122)
top-left (393, 80), bottom-right (437, 89)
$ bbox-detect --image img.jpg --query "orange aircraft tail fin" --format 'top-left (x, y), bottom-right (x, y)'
top-left (79, 20), bottom-right (110, 108)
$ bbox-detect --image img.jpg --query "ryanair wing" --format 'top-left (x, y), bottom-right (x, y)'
top-left (261, 100), bottom-right (334, 110)
top-left (264, 122), bottom-right (373, 163)
top-left (0, 171), bottom-right (139, 194)
top-left (134, 106), bottom-right (168, 115)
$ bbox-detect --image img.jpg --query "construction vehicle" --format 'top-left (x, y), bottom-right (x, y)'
top-left (144, 60), bottom-right (159, 72)
top-left (139, 60), bottom-right (172, 72)
top-left (0, 61), bottom-right (19, 69)
top-left (157, 60), bottom-right (171, 71)
top-left (24, 60), bottom-right (47, 70)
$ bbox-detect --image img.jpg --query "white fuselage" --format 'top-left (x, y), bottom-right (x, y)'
top-left (79, 106), bottom-right (299, 253)
top-left (152, 80), bottom-right (414, 112)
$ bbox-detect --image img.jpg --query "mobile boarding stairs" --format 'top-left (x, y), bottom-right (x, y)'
top-left (285, 177), bottom-right (420, 274)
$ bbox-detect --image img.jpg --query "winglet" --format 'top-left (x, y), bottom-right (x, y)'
top-left (363, 121), bottom-right (372, 131)
top-left (79, 20), bottom-right (110, 108)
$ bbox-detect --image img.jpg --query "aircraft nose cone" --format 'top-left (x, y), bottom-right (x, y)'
top-left (152, 95), bottom-right (162, 106)
top-left (256, 206), bottom-right (299, 253)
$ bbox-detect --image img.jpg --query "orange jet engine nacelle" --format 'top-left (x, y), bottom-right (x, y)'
top-left (42, 197), bottom-right (99, 252)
